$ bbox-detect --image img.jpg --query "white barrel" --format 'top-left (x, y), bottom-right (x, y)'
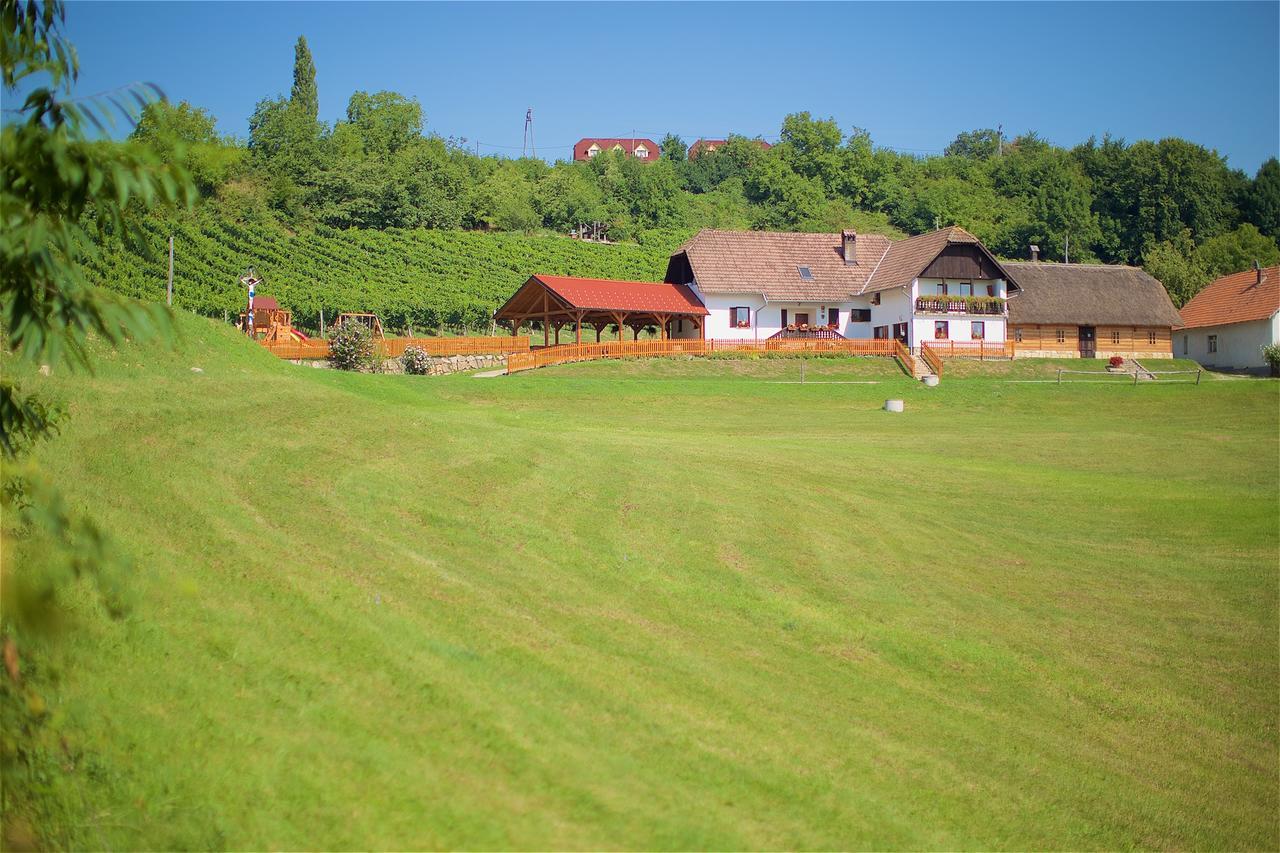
top-left (884, 399), bottom-right (904, 413)
top-left (922, 375), bottom-right (940, 387)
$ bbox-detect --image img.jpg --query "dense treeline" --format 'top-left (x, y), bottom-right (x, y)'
top-left (117, 36), bottom-right (1279, 308)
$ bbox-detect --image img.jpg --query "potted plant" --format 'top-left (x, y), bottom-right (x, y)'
top-left (1107, 355), bottom-right (1126, 372)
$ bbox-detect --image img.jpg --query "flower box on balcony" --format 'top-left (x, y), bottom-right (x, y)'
top-left (914, 295), bottom-right (1006, 315)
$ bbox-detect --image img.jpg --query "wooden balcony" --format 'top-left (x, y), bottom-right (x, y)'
top-left (914, 297), bottom-right (1006, 316)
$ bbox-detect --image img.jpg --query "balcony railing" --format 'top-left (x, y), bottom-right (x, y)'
top-left (914, 297), bottom-right (1007, 316)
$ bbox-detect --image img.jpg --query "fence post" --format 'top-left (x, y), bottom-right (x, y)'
top-left (1133, 370), bottom-right (1140, 386)
top-left (1057, 368), bottom-right (1062, 385)
top-left (1196, 369), bottom-right (1202, 385)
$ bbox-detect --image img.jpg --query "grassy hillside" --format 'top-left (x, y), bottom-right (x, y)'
top-left (89, 215), bottom-right (688, 331)
top-left (5, 316), bottom-right (1278, 849)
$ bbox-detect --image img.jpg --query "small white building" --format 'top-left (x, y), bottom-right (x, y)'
top-left (1178, 263), bottom-right (1279, 371)
top-left (664, 226), bottom-right (1016, 348)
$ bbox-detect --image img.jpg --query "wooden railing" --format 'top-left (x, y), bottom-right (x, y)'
top-left (262, 335), bottom-right (531, 360)
top-left (893, 340), bottom-right (917, 376)
top-left (918, 340), bottom-right (1015, 360)
top-left (507, 337), bottom-right (901, 374)
top-left (919, 342), bottom-right (945, 377)
top-left (914, 297), bottom-right (1007, 316)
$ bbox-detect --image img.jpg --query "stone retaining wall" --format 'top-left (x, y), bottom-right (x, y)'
top-left (288, 354), bottom-right (508, 375)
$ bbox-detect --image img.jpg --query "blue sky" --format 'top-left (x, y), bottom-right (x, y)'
top-left (45, 1), bottom-right (1280, 173)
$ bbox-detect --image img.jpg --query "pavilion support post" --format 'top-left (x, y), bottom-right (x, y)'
top-left (613, 312), bottom-right (626, 344)
top-left (575, 311), bottom-right (583, 345)
top-left (595, 325), bottom-right (602, 343)
top-left (544, 312), bottom-right (551, 347)
top-left (656, 313), bottom-right (669, 341)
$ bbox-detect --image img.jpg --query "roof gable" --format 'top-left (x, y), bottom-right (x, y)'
top-left (862, 226), bottom-right (1017, 294)
top-left (1178, 265), bottom-right (1279, 328)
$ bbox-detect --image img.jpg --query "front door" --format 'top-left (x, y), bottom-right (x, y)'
top-left (1078, 325), bottom-right (1096, 358)
top-left (893, 322), bottom-right (908, 343)
top-left (795, 312), bottom-right (810, 328)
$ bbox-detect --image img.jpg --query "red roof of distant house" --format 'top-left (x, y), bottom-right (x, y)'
top-left (531, 275), bottom-right (708, 314)
top-left (1178, 264), bottom-right (1280, 328)
top-left (573, 138), bottom-right (661, 162)
top-left (689, 138), bottom-right (773, 159)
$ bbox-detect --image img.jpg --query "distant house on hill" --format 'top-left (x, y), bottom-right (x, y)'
top-left (688, 138), bottom-right (772, 159)
top-left (1003, 260), bottom-right (1183, 359)
top-left (1177, 263), bottom-right (1279, 370)
top-left (573, 138), bottom-right (660, 162)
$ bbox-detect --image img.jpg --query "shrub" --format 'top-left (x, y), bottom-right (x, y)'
top-left (1109, 356), bottom-right (1125, 367)
top-left (401, 345), bottom-right (432, 375)
top-left (329, 321), bottom-right (374, 371)
top-left (1263, 343), bottom-right (1280, 376)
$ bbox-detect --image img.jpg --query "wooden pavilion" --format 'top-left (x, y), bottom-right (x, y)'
top-left (494, 275), bottom-right (709, 345)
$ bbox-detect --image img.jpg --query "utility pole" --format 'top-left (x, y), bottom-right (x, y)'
top-left (1064, 232), bottom-right (1070, 264)
top-left (997, 124), bottom-right (1003, 157)
top-left (167, 235), bottom-right (174, 306)
top-left (522, 109), bottom-right (535, 158)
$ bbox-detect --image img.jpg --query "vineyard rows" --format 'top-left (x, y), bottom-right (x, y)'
top-left (87, 213), bottom-right (686, 333)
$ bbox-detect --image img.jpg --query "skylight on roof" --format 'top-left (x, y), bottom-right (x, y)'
top-left (798, 266), bottom-right (814, 281)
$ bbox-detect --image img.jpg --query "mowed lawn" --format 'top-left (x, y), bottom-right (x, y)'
top-left (8, 315), bottom-right (1279, 850)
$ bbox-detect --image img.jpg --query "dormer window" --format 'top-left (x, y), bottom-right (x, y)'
top-left (587, 144), bottom-right (600, 158)
top-left (798, 266), bottom-right (813, 281)
top-left (612, 144), bottom-right (624, 152)
top-left (635, 145), bottom-right (649, 159)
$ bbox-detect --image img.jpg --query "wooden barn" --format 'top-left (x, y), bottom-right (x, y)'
top-left (1003, 262), bottom-right (1183, 359)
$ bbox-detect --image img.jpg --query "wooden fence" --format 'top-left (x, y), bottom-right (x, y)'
top-left (262, 335), bottom-right (531, 360)
top-left (917, 340), bottom-right (1015, 360)
top-left (506, 338), bottom-right (903, 374)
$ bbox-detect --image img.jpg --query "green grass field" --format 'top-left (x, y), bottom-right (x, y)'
top-left (6, 314), bottom-right (1278, 850)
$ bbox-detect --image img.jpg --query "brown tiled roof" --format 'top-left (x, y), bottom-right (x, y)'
top-left (671, 225), bottom-right (1014, 301)
top-left (1004, 262), bottom-right (1183, 327)
top-left (673, 229), bottom-right (893, 301)
top-left (532, 275), bottom-right (707, 315)
top-left (1178, 265), bottom-right (1279, 328)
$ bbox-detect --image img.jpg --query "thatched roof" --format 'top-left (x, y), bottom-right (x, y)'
top-left (1004, 262), bottom-right (1182, 327)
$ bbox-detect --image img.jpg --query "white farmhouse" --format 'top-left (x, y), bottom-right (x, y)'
top-left (663, 227), bottom-right (1015, 348)
top-left (1178, 263), bottom-right (1279, 371)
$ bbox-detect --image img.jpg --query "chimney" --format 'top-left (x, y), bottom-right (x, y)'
top-left (842, 229), bottom-right (857, 265)
top-left (1029, 244), bottom-right (1040, 262)
top-left (1255, 259), bottom-right (1263, 285)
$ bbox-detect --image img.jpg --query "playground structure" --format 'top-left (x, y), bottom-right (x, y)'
top-left (331, 312), bottom-right (385, 339)
top-left (233, 272), bottom-right (526, 361)
top-left (239, 297), bottom-right (312, 344)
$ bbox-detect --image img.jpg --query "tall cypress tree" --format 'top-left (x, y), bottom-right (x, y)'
top-left (290, 35), bottom-right (318, 124)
